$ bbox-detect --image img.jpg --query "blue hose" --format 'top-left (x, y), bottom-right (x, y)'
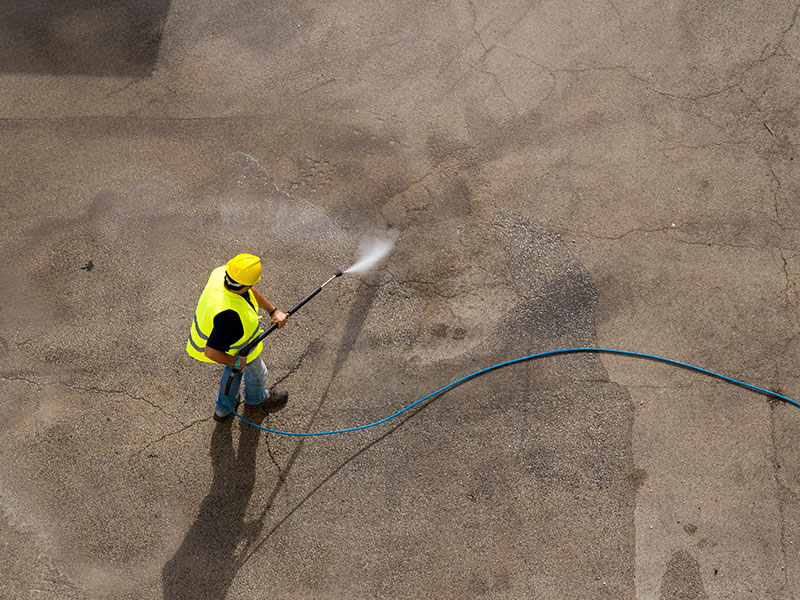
top-left (229, 347), bottom-right (799, 436)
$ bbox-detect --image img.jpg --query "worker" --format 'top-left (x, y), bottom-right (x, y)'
top-left (187, 253), bottom-right (288, 422)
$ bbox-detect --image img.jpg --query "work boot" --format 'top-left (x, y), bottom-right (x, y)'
top-left (264, 387), bottom-right (288, 410)
top-left (213, 400), bottom-right (241, 423)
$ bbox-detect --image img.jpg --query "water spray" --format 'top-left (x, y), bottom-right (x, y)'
top-left (223, 238), bottom-right (394, 395)
top-left (343, 237), bottom-right (394, 274)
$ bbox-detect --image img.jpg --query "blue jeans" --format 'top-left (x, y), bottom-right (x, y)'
top-left (215, 357), bottom-right (269, 417)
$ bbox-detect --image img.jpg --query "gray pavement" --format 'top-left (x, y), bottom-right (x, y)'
top-left (1, 1), bottom-right (799, 598)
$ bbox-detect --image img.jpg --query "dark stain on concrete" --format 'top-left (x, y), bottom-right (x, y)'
top-left (0, 0), bottom-right (170, 76)
top-left (425, 132), bottom-right (475, 168)
top-left (660, 550), bottom-right (708, 600)
top-left (628, 467), bottom-right (648, 489)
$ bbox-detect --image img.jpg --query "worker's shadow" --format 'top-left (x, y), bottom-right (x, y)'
top-left (162, 282), bottom-right (383, 597)
top-left (161, 409), bottom-right (266, 600)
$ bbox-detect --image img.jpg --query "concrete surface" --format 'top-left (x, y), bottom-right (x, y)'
top-left (1, 1), bottom-right (799, 598)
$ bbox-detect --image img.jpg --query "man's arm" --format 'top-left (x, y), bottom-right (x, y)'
top-left (204, 346), bottom-right (240, 367)
top-left (251, 288), bottom-right (288, 328)
top-left (203, 310), bottom-right (245, 366)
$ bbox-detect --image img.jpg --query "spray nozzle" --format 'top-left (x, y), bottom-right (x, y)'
top-left (334, 269), bottom-right (343, 277)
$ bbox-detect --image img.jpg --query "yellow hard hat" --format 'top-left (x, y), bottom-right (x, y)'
top-left (226, 253), bottom-right (261, 286)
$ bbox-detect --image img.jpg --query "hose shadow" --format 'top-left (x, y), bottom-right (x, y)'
top-left (161, 408), bottom-right (266, 600)
top-left (237, 392), bottom-right (438, 570)
top-left (232, 280), bottom-right (388, 564)
top-left (268, 279), bottom-right (380, 482)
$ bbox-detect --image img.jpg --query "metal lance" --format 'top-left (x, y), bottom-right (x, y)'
top-left (224, 270), bottom-right (343, 395)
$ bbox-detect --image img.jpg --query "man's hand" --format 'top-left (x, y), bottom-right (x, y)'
top-left (205, 346), bottom-right (244, 370)
top-left (271, 310), bottom-right (288, 329)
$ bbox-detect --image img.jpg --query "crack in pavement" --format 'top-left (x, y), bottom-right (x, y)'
top-left (271, 326), bottom-right (335, 389)
top-left (466, 0), bottom-right (489, 57)
top-left (779, 248), bottom-right (800, 318)
top-left (778, 332), bottom-right (800, 370)
top-left (0, 373), bottom-right (185, 425)
top-left (563, 227), bottom-right (797, 252)
top-left (65, 383), bottom-right (185, 423)
top-left (133, 334), bottom-right (344, 463)
top-left (446, 0), bottom-right (553, 112)
top-left (653, 140), bottom-right (748, 153)
top-left (777, 2), bottom-right (800, 52)
top-left (299, 78), bottom-right (336, 96)
top-left (463, 2), bottom-right (518, 113)
top-left (264, 437), bottom-right (284, 482)
top-left (494, 45), bottom-right (559, 112)
top-left (479, 67), bottom-right (518, 113)
top-left (0, 115), bottom-right (280, 124)
top-left (441, 0), bottom-right (539, 84)
top-left (486, 6), bottom-right (795, 109)
top-left (129, 416), bottom-right (210, 461)
top-left (566, 226), bottom-right (674, 242)
top-left (767, 160), bottom-right (785, 232)
top-left (272, 345), bottom-right (313, 389)
top-left (641, 34), bottom-right (789, 103)
top-left (0, 374), bottom-right (42, 387)
top-left (230, 282), bottom-right (383, 566)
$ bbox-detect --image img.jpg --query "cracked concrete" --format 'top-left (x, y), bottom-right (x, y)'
top-left (1, 0), bottom-right (799, 598)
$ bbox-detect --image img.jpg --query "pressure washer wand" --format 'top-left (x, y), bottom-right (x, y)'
top-left (224, 270), bottom-right (344, 395)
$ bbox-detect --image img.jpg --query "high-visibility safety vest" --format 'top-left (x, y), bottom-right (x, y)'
top-left (186, 266), bottom-right (263, 364)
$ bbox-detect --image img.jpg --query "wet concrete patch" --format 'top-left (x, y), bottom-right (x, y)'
top-left (660, 550), bottom-right (708, 600)
top-left (492, 210), bottom-right (599, 346)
